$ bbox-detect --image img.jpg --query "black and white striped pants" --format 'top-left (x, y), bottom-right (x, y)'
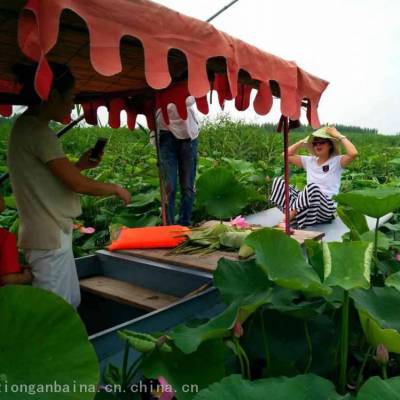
top-left (270, 177), bottom-right (336, 229)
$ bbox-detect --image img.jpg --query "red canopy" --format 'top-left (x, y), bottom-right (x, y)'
top-left (0, 0), bottom-right (328, 128)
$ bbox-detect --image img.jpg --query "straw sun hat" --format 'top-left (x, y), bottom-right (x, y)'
top-left (304, 127), bottom-right (340, 156)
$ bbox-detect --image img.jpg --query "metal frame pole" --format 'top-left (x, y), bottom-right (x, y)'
top-left (206, 0), bottom-right (240, 22)
top-left (278, 115), bottom-right (292, 235)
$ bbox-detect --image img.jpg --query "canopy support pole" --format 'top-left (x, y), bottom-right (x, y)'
top-left (277, 115), bottom-right (292, 235)
top-left (206, 0), bottom-right (240, 22)
top-left (152, 111), bottom-right (168, 226)
top-left (0, 114), bottom-right (85, 186)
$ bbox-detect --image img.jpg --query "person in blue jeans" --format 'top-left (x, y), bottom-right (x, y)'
top-left (156, 96), bottom-right (199, 226)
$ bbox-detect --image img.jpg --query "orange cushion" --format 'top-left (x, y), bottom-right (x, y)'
top-left (108, 225), bottom-right (190, 251)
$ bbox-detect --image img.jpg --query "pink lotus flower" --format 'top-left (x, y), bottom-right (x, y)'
top-left (158, 376), bottom-right (175, 400)
top-left (232, 320), bottom-right (244, 338)
top-left (230, 215), bottom-right (250, 230)
top-left (396, 253), bottom-right (400, 262)
top-left (375, 343), bottom-right (389, 365)
top-left (79, 226), bottom-right (96, 234)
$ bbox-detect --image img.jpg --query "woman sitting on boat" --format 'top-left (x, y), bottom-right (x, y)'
top-left (270, 126), bottom-right (358, 229)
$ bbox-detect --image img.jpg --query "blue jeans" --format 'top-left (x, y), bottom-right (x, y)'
top-left (159, 130), bottom-right (198, 226)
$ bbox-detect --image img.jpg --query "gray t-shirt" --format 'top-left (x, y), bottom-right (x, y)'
top-left (7, 115), bottom-right (81, 250)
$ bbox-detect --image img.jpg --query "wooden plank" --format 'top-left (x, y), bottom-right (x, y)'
top-left (80, 276), bottom-right (179, 311)
top-left (118, 248), bottom-right (237, 273)
top-left (286, 228), bottom-right (324, 245)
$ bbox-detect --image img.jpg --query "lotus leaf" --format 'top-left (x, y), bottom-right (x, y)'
top-left (245, 229), bottom-right (331, 297)
top-left (196, 167), bottom-right (249, 219)
top-left (0, 286), bottom-right (99, 400)
top-left (192, 374), bottom-right (343, 400)
top-left (334, 188), bottom-right (400, 218)
top-left (351, 287), bottom-right (400, 353)
top-left (322, 241), bottom-right (372, 290)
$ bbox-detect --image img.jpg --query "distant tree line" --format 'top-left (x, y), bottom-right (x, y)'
top-left (260, 122), bottom-right (379, 135)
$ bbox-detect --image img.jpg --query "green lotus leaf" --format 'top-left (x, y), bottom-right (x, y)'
top-left (196, 167), bottom-right (249, 219)
top-left (351, 287), bottom-right (400, 353)
top-left (357, 376), bottom-right (400, 399)
top-left (142, 340), bottom-right (226, 400)
top-left (0, 286), bottom-right (99, 400)
top-left (213, 258), bottom-right (271, 303)
top-left (323, 241), bottom-right (372, 290)
top-left (358, 310), bottom-right (400, 353)
top-left (245, 228), bottom-right (331, 297)
top-left (304, 239), bottom-right (325, 280)
top-left (360, 230), bottom-right (390, 251)
top-left (334, 188), bottom-right (400, 218)
top-left (192, 374), bottom-right (343, 400)
top-left (118, 330), bottom-right (172, 353)
top-left (385, 271), bottom-right (400, 291)
top-left (336, 205), bottom-right (369, 240)
top-left (172, 286), bottom-right (273, 354)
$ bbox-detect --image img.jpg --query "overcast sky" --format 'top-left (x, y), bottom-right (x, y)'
top-left (151, 0), bottom-right (400, 134)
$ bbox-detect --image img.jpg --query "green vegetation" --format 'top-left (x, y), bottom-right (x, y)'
top-left (1, 115), bottom-right (400, 256)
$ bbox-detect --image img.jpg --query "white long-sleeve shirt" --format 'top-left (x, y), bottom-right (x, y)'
top-left (156, 96), bottom-right (199, 140)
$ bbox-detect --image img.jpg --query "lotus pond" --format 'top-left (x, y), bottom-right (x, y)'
top-left (2, 117), bottom-right (400, 399)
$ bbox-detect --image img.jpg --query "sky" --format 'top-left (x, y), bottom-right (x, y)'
top-left (147, 0), bottom-right (400, 134)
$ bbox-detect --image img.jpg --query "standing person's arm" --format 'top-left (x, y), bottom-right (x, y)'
top-left (31, 128), bottom-right (131, 205)
top-left (47, 158), bottom-right (131, 204)
top-left (325, 127), bottom-right (358, 167)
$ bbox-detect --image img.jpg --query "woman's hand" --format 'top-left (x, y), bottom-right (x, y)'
top-left (325, 126), bottom-right (342, 139)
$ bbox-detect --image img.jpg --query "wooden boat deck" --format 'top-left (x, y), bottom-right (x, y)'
top-left (117, 228), bottom-right (323, 273)
top-left (80, 276), bottom-right (179, 311)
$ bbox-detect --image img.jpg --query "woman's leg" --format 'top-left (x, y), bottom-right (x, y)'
top-left (270, 177), bottom-right (299, 212)
top-left (294, 183), bottom-right (336, 228)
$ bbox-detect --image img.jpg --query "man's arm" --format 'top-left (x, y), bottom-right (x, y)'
top-left (47, 158), bottom-right (131, 204)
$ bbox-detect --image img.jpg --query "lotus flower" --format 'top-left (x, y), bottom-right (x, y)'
top-left (396, 253), bottom-right (400, 262)
top-left (375, 343), bottom-right (389, 365)
top-left (158, 376), bottom-right (175, 400)
top-left (79, 226), bottom-right (96, 234)
top-left (232, 320), bottom-right (244, 338)
top-left (230, 215), bottom-right (250, 230)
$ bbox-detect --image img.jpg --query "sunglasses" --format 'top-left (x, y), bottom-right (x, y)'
top-left (312, 140), bottom-right (330, 146)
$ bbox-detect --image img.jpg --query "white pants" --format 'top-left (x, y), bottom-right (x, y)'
top-left (25, 229), bottom-right (81, 308)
